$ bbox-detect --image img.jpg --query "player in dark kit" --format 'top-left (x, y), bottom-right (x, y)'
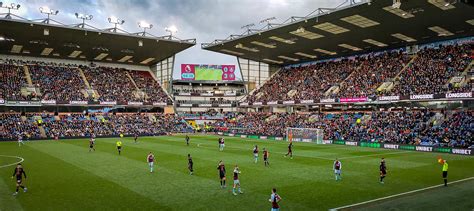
top-left (89, 136), bottom-right (95, 152)
top-left (11, 163), bottom-right (27, 196)
top-left (284, 142), bottom-right (293, 159)
top-left (186, 135), bottom-right (190, 146)
top-left (380, 158), bottom-right (387, 184)
top-left (134, 133), bottom-right (138, 143)
top-left (263, 148), bottom-right (270, 167)
top-left (188, 154), bottom-right (194, 175)
top-left (217, 160), bottom-right (226, 188)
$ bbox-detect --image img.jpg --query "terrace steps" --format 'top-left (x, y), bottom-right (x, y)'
top-left (77, 68), bottom-right (92, 89)
top-left (22, 65), bottom-right (33, 86)
top-left (394, 55), bottom-right (417, 80)
top-left (461, 60), bottom-right (474, 76)
top-left (385, 55), bottom-right (418, 93)
top-left (125, 71), bottom-right (140, 90)
top-left (331, 62), bottom-right (364, 96)
top-left (38, 126), bottom-right (47, 138)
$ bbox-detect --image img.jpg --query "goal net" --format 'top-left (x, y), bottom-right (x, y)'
top-left (286, 127), bottom-right (324, 144)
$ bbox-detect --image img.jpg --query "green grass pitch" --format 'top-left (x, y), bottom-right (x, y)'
top-left (1, 134), bottom-right (473, 210)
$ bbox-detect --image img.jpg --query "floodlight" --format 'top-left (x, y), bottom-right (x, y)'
top-left (0, 2), bottom-right (21, 19)
top-left (165, 25), bottom-right (178, 38)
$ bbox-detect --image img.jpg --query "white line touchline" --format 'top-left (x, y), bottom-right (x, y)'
top-left (329, 176), bottom-right (474, 211)
top-left (0, 155), bottom-right (25, 168)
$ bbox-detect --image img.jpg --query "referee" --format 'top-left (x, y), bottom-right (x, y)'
top-left (442, 160), bottom-right (448, 186)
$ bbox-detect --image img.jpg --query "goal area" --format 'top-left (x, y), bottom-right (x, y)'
top-left (286, 127), bottom-right (324, 144)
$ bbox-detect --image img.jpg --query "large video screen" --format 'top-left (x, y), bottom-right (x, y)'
top-left (181, 64), bottom-right (236, 81)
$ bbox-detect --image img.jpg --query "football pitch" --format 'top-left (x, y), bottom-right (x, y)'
top-left (1, 134), bottom-right (473, 210)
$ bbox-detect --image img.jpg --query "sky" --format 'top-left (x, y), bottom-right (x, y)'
top-left (5, 0), bottom-right (339, 79)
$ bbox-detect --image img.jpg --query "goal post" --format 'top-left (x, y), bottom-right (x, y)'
top-left (286, 127), bottom-right (324, 144)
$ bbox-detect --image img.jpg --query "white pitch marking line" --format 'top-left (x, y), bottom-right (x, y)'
top-left (329, 176), bottom-right (474, 211)
top-left (0, 155), bottom-right (25, 169)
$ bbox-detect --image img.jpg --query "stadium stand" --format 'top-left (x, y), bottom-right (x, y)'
top-left (82, 66), bottom-right (138, 102)
top-left (29, 64), bottom-right (89, 101)
top-left (128, 70), bottom-right (171, 103)
top-left (0, 113), bottom-right (192, 140)
top-left (336, 51), bottom-right (410, 98)
top-left (246, 59), bottom-right (359, 103)
top-left (0, 62), bottom-right (30, 101)
top-left (209, 110), bottom-right (473, 148)
top-left (391, 44), bottom-right (472, 96)
top-left (245, 43), bottom-right (472, 103)
top-left (0, 59), bottom-right (171, 103)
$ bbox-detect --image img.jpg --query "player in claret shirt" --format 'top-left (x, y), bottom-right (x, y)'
top-left (218, 137), bottom-right (225, 151)
top-left (253, 145), bottom-right (259, 163)
top-left (217, 160), bottom-right (226, 188)
top-left (232, 165), bottom-right (243, 195)
top-left (12, 163), bottom-right (27, 196)
top-left (333, 158), bottom-right (342, 181)
top-left (269, 188), bottom-right (282, 211)
top-left (147, 152), bottom-right (155, 173)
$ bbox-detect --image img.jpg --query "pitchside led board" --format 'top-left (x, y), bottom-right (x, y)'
top-left (181, 64), bottom-right (236, 81)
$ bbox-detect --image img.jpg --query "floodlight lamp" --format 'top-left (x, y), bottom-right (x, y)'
top-left (108, 16), bottom-right (117, 23)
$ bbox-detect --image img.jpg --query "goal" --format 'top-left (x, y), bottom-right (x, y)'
top-left (286, 127), bottom-right (324, 144)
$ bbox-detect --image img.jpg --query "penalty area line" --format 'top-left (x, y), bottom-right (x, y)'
top-left (0, 155), bottom-right (25, 169)
top-left (329, 176), bottom-right (474, 211)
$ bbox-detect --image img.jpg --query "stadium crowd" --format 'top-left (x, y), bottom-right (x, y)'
top-left (83, 66), bottom-right (138, 102)
top-left (391, 44), bottom-right (472, 96)
top-left (210, 110), bottom-right (473, 148)
top-left (0, 63), bottom-right (30, 101)
top-left (0, 59), bottom-right (171, 103)
top-left (129, 70), bottom-right (171, 103)
top-left (1, 110), bottom-right (472, 148)
top-left (0, 113), bottom-right (191, 140)
top-left (335, 51), bottom-right (410, 98)
top-left (246, 43), bottom-right (472, 103)
top-left (246, 59), bottom-right (359, 103)
top-left (29, 65), bottom-right (89, 101)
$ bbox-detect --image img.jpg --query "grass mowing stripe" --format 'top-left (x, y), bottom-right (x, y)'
top-left (0, 176), bottom-right (24, 211)
top-left (330, 176), bottom-right (474, 210)
top-left (2, 136), bottom-right (473, 210)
